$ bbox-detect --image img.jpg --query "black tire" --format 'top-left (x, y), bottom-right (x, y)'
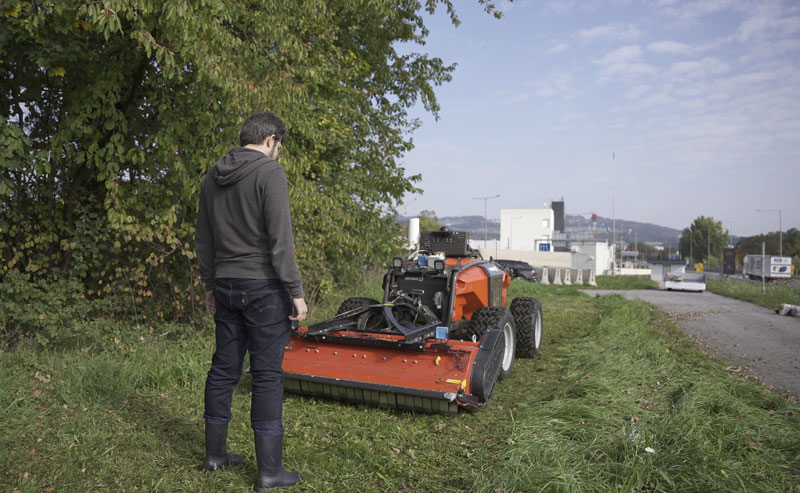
top-left (336, 297), bottom-right (381, 316)
top-left (464, 307), bottom-right (516, 381)
top-left (510, 297), bottom-right (542, 358)
top-left (336, 297), bottom-right (384, 332)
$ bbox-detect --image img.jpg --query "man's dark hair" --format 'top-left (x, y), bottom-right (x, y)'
top-left (239, 111), bottom-right (288, 147)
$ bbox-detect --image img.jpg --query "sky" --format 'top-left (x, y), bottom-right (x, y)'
top-left (397, 0), bottom-right (800, 237)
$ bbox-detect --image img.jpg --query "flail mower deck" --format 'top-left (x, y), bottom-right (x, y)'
top-left (282, 230), bottom-right (543, 414)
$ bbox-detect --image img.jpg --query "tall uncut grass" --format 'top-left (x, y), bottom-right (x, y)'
top-left (2, 279), bottom-right (798, 492)
top-left (707, 278), bottom-right (800, 311)
top-left (591, 275), bottom-right (658, 290)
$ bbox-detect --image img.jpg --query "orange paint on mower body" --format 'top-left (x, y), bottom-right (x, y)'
top-left (446, 257), bottom-right (511, 323)
top-left (283, 326), bottom-right (506, 414)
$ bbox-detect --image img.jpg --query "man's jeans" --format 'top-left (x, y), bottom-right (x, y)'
top-left (204, 278), bottom-right (292, 436)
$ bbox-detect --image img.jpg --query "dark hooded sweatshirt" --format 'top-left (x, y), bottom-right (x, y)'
top-left (195, 147), bottom-right (304, 299)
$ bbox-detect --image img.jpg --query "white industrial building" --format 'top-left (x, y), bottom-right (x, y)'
top-left (490, 207), bottom-right (617, 274)
top-left (410, 203), bottom-right (635, 276)
top-left (499, 209), bottom-right (554, 251)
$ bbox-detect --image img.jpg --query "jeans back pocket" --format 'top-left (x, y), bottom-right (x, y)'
top-left (243, 287), bottom-right (290, 327)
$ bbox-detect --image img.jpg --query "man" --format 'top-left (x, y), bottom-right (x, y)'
top-left (195, 111), bottom-right (307, 490)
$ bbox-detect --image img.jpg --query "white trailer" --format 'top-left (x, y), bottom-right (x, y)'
top-left (665, 272), bottom-right (706, 292)
top-left (742, 255), bottom-right (792, 280)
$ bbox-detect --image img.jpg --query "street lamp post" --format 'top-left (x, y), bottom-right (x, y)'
top-left (725, 221), bottom-right (733, 246)
top-left (474, 194), bottom-right (500, 246)
top-left (756, 209), bottom-right (782, 256)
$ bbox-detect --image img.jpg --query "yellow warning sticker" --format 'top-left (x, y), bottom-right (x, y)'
top-left (445, 379), bottom-right (461, 384)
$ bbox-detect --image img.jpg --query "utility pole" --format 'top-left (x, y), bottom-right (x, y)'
top-left (756, 209), bottom-right (782, 256)
top-left (726, 221), bottom-right (733, 246)
top-left (761, 242), bottom-right (766, 294)
top-left (612, 152), bottom-right (616, 275)
top-left (474, 195), bottom-right (500, 247)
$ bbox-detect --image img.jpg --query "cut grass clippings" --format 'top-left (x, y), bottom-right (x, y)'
top-left (706, 278), bottom-right (800, 312)
top-left (1, 280), bottom-right (798, 492)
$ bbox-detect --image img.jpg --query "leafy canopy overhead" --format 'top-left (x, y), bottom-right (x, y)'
top-left (1, 0), bottom-right (504, 321)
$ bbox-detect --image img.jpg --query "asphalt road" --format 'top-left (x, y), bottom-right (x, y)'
top-left (581, 289), bottom-right (800, 398)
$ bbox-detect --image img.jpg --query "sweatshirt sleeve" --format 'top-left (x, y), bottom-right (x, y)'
top-left (195, 180), bottom-right (216, 290)
top-left (262, 167), bottom-right (305, 299)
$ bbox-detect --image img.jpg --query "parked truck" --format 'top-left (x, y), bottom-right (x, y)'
top-left (742, 255), bottom-right (792, 280)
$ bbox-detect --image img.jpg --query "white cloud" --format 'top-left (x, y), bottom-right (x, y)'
top-left (738, 11), bottom-right (800, 41)
top-left (647, 40), bottom-right (695, 55)
top-left (534, 70), bottom-right (577, 99)
top-left (738, 38), bottom-right (800, 64)
top-left (658, 0), bottom-right (741, 22)
top-left (598, 45), bottom-right (643, 64)
top-left (546, 0), bottom-right (579, 14)
top-left (668, 57), bottom-right (730, 78)
top-left (548, 42), bottom-right (569, 54)
top-left (490, 89), bottom-right (531, 105)
top-left (625, 84), bottom-right (651, 99)
top-left (595, 45), bottom-right (658, 81)
top-left (579, 23), bottom-right (641, 41)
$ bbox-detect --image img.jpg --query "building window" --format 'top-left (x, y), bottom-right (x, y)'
top-left (542, 219), bottom-right (549, 228)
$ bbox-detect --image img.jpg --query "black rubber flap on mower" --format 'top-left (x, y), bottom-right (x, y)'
top-left (469, 328), bottom-right (506, 403)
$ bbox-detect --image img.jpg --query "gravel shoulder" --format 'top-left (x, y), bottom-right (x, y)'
top-left (581, 289), bottom-right (800, 398)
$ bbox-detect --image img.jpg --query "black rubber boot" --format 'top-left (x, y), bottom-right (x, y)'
top-left (204, 422), bottom-right (243, 471)
top-left (254, 434), bottom-right (301, 491)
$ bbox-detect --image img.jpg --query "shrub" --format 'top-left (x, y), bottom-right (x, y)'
top-left (0, 271), bottom-right (119, 347)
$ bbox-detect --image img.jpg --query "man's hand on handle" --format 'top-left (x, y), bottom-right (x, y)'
top-left (205, 290), bottom-right (216, 316)
top-left (290, 298), bottom-right (307, 322)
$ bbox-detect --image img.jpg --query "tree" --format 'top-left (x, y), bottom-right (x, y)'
top-left (418, 210), bottom-right (442, 232)
top-left (678, 216), bottom-right (729, 268)
top-left (735, 228), bottom-right (800, 269)
top-left (1, 1), bottom-right (503, 318)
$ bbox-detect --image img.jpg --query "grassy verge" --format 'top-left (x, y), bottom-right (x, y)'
top-left (589, 275), bottom-right (658, 290)
top-left (706, 279), bottom-right (800, 311)
top-left (2, 280), bottom-right (798, 492)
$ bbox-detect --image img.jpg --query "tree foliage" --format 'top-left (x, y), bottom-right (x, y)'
top-left (1, 0), bottom-right (503, 327)
top-left (678, 216), bottom-right (729, 267)
top-left (734, 228), bottom-right (800, 267)
top-left (418, 210), bottom-right (442, 232)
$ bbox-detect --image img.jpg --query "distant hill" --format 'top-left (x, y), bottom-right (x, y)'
top-left (439, 215), bottom-right (500, 240)
top-left (564, 215), bottom-right (682, 248)
top-left (398, 214), bottom-right (685, 247)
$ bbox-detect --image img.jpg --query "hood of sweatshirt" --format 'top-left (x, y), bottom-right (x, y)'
top-left (211, 147), bottom-right (273, 187)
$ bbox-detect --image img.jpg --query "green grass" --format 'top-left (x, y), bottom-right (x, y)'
top-left (590, 275), bottom-right (658, 290)
top-left (2, 280), bottom-right (798, 492)
top-left (706, 279), bottom-right (800, 311)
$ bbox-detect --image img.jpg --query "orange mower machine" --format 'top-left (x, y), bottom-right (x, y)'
top-left (282, 230), bottom-right (543, 414)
